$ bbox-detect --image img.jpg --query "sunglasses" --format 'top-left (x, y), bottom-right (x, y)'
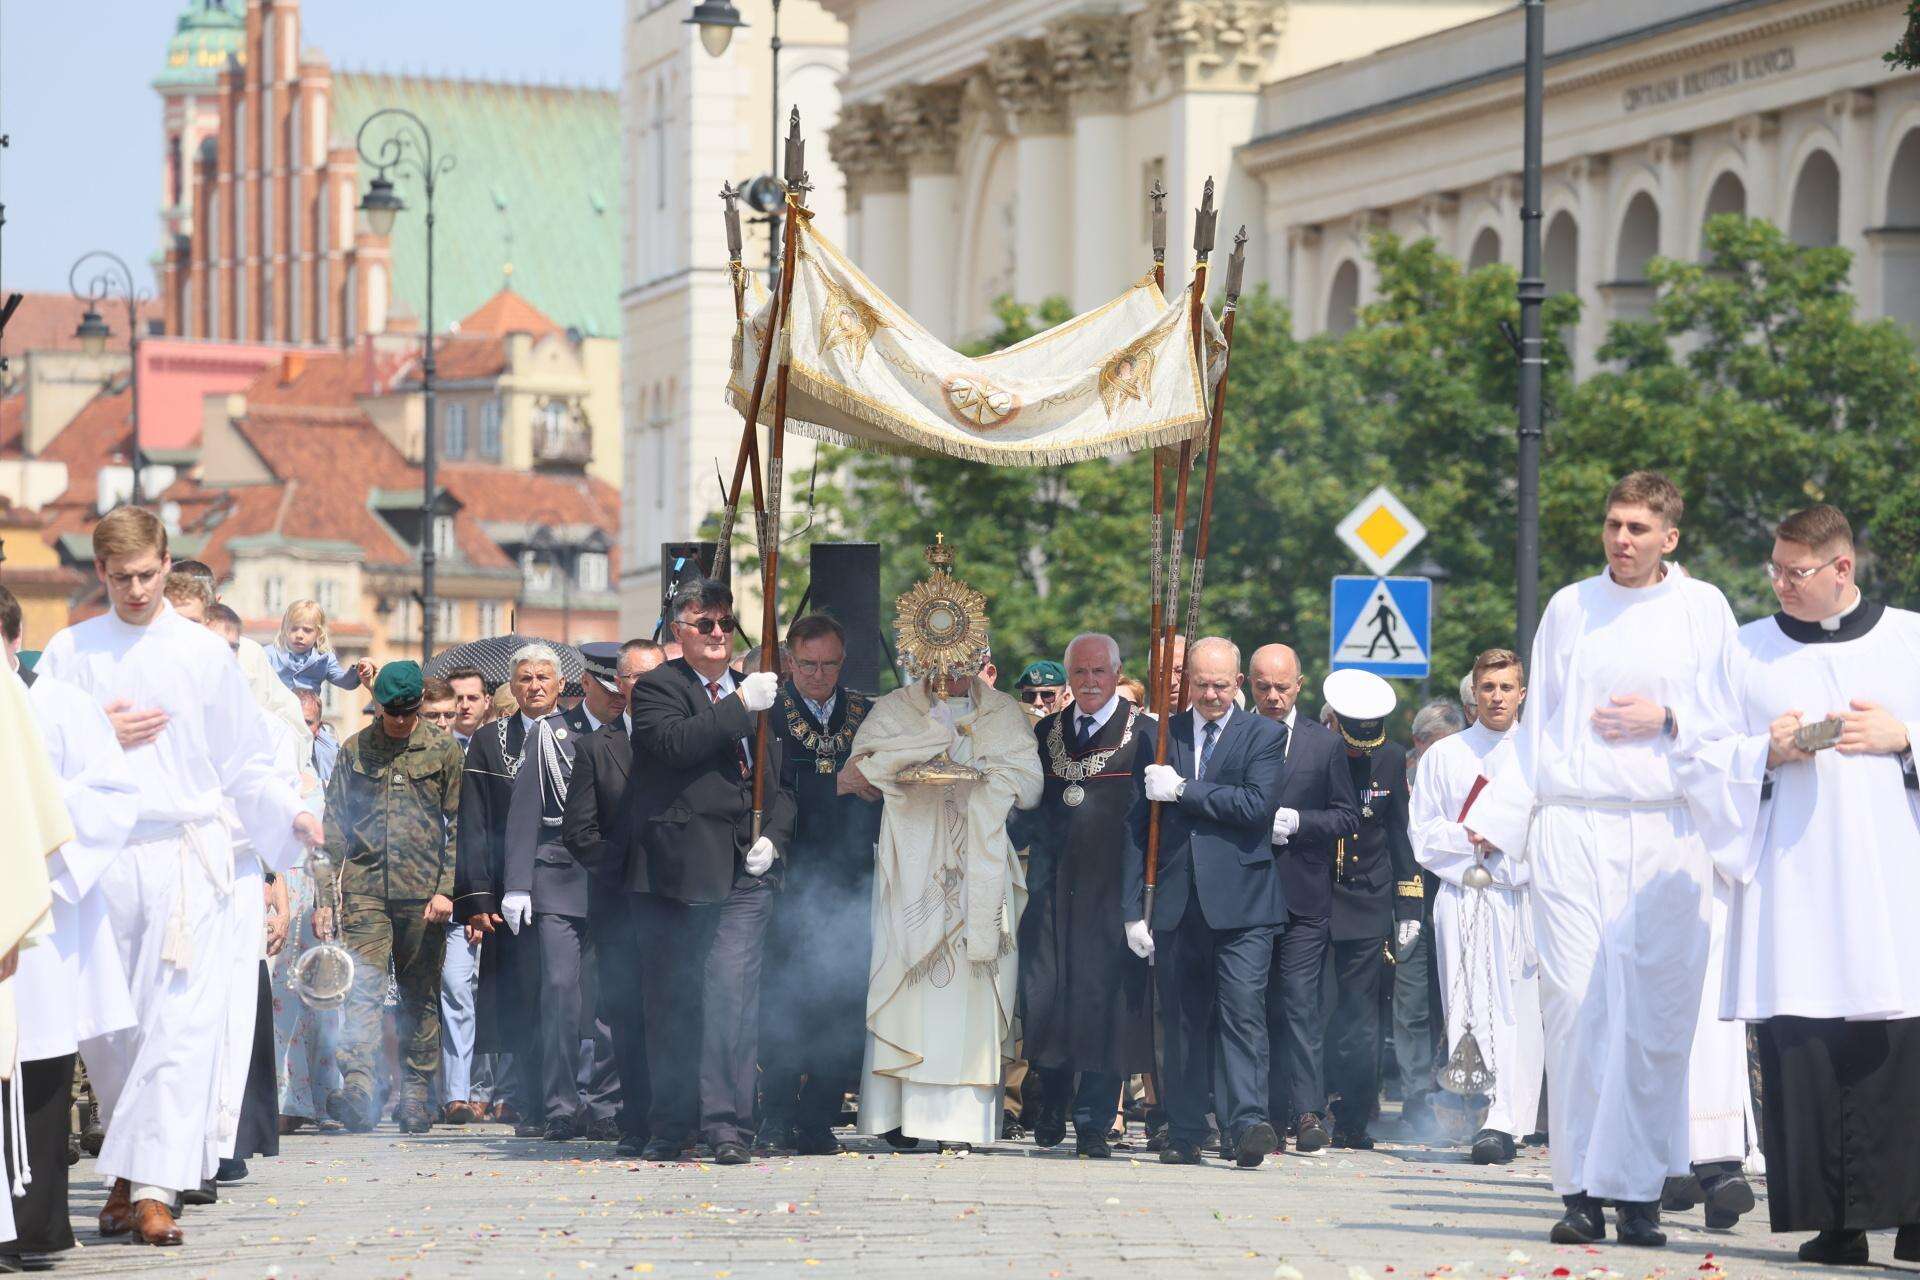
top-left (1019, 689), bottom-right (1062, 704)
top-left (675, 615), bottom-right (739, 636)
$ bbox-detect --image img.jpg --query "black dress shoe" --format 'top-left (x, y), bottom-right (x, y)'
top-left (1074, 1129), bottom-right (1112, 1159)
top-left (1032, 1105), bottom-right (1067, 1149)
top-left (616, 1133), bottom-right (649, 1158)
top-left (1615, 1200), bottom-right (1667, 1248)
top-left (1332, 1128), bottom-right (1374, 1150)
top-left (1144, 1122), bottom-right (1170, 1153)
top-left (1699, 1171), bottom-right (1754, 1229)
top-left (794, 1127), bottom-right (841, 1156)
top-left (1897, 1225), bottom-right (1920, 1263)
top-left (640, 1137), bottom-right (685, 1162)
top-left (215, 1157), bottom-right (249, 1183)
top-left (1661, 1173), bottom-right (1702, 1211)
top-left (587, 1117), bottom-right (621, 1142)
top-left (753, 1119), bottom-right (795, 1155)
top-left (1549, 1194), bottom-right (1605, 1245)
top-left (542, 1120), bottom-right (575, 1141)
top-left (999, 1116), bottom-right (1027, 1142)
top-left (513, 1121), bottom-right (546, 1138)
top-left (1234, 1121), bottom-right (1278, 1169)
top-left (711, 1141), bottom-right (751, 1165)
top-left (881, 1127), bottom-right (919, 1151)
top-left (1159, 1139), bottom-right (1204, 1165)
top-left (1799, 1229), bottom-right (1870, 1265)
top-left (181, 1179), bottom-right (217, 1207)
top-left (1294, 1114), bottom-right (1329, 1153)
top-left (1470, 1129), bottom-right (1515, 1165)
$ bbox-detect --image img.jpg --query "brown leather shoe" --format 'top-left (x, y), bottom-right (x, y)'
top-left (491, 1102), bottom-right (519, 1126)
top-left (129, 1198), bottom-right (184, 1246)
top-left (443, 1100), bottom-right (477, 1125)
top-left (98, 1177), bottom-right (132, 1237)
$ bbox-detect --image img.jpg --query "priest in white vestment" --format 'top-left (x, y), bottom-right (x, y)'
top-left (0, 662), bottom-right (67, 1256)
top-left (2, 608), bottom-right (139, 1261)
top-left (848, 540), bottom-right (1043, 1148)
top-left (36, 507), bottom-right (320, 1247)
top-left (1410, 647), bottom-right (1541, 1167)
top-left (1700, 504), bottom-right (1920, 1266)
top-left (1469, 473), bottom-right (1754, 1250)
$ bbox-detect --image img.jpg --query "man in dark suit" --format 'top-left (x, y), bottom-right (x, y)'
top-left (1123, 636), bottom-right (1289, 1168)
top-left (562, 638), bottom-right (667, 1156)
top-left (1320, 668), bottom-right (1422, 1150)
top-left (453, 646), bottom-right (565, 1134)
top-left (624, 579), bottom-right (798, 1165)
top-left (1249, 643), bottom-right (1360, 1154)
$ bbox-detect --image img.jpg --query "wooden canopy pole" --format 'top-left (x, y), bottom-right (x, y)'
top-left (1147, 178), bottom-right (1169, 694)
top-left (751, 108), bottom-right (809, 838)
top-left (1142, 178), bottom-right (1218, 938)
top-left (1174, 225), bottom-right (1248, 712)
top-left (714, 181), bottom-right (766, 582)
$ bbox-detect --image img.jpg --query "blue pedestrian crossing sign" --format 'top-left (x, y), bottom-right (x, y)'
top-left (1330, 576), bottom-right (1431, 680)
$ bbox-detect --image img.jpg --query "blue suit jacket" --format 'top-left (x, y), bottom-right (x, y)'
top-left (1123, 707), bottom-right (1289, 932)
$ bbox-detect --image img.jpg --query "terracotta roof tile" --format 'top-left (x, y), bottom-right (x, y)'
top-left (39, 387), bottom-right (134, 508)
top-left (458, 288), bottom-right (559, 338)
top-left (0, 293), bottom-right (113, 362)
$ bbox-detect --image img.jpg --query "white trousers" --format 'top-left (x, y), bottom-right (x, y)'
top-left (1434, 881), bottom-right (1545, 1140)
top-left (1530, 803), bottom-right (1710, 1203)
top-left (1682, 876), bottom-right (1757, 1168)
top-left (84, 827), bottom-right (244, 1195)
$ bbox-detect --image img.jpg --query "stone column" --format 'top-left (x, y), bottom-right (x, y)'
top-left (1649, 135), bottom-right (1692, 260)
top-left (1287, 224), bottom-right (1321, 340)
top-left (1829, 90), bottom-right (1877, 307)
top-left (1734, 112), bottom-right (1781, 226)
top-left (990, 37), bottom-right (1073, 307)
top-left (1568, 154), bottom-right (1610, 374)
top-left (1416, 192), bottom-right (1460, 260)
top-left (1052, 16), bottom-right (1133, 309)
top-left (828, 103), bottom-right (908, 300)
top-left (888, 85), bottom-right (963, 339)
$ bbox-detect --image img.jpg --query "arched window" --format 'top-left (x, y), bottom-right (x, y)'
top-left (1467, 227), bottom-right (1501, 270)
top-left (1881, 129), bottom-right (1920, 333)
top-left (1616, 192), bottom-right (1661, 280)
top-left (1543, 211), bottom-right (1579, 296)
top-left (1700, 171), bottom-right (1747, 255)
top-left (1325, 260), bottom-right (1360, 335)
top-left (1788, 150), bottom-right (1840, 247)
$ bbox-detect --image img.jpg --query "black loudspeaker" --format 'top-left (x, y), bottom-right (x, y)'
top-left (654, 542), bottom-right (717, 641)
top-left (806, 542), bottom-right (882, 694)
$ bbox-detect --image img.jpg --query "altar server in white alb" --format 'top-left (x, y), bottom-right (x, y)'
top-left (1409, 646), bottom-right (1541, 1168)
top-left (1467, 472), bottom-right (1751, 1250)
top-left (36, 507), bottom-right (322, 1248)
top-left (1704, 504), bottom-right (1920, 1267)
top-left (1, 586), bottom-right (140, 1264)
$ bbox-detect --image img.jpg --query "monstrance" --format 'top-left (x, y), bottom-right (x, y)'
top-left (895, 533), bottom-right (991, 786)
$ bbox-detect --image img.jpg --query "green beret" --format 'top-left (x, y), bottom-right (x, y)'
top-left (1015, 659), bottom-right (1067, 688)
top-left (373, 660), bottom-right (424, 710)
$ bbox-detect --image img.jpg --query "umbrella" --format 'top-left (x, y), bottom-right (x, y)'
top-left (424, 634), bottom-right (587, 695)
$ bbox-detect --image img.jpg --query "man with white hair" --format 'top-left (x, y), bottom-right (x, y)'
top-left (1016, 633), bottom-right (1157, 1157)
top-left (1124, 636), bottom-right (1290, 1167)
top-left (453, 644), bottom-right (564, 1134)
top-left (1460, 673), bottom-right (1479, 728)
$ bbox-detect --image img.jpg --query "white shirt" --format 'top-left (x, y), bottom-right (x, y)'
top-left (1069, 691), bottom-right (1122, 745)
top-left (802, 691), bottom-right (838, 725)
top-left (1189, 704), bottom-right (1233, 780)
top-left (691, 666), bottom-right (749, 763)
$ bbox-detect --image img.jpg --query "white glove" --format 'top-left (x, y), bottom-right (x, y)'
top-left (738, 671), bottom-right (779, 712)
top-left (1125, 919), bottom-right (1155, 960)
top-left (1395, 919), bottom-right (1421, 951)
top-left (744, 835), bottom-right (777, 877)
top-left (1271, 806), bottom-right (1301, 845)
top-left (1143, 764), bottom-right (1184, 803)
top-left (501, 891), bottom-right (532, 936)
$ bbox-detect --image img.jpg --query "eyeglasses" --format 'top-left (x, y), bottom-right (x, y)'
top-left (1019, 688), bottom-right (1062, 704)
top-left (674, 615), bottom-right (739, 636)
top-left (422, 709), bottom-right (457, 723)
top-left (791, 659), bottom-right (843, 676)
top-left (1763, 554), bottom-right (1841, 585)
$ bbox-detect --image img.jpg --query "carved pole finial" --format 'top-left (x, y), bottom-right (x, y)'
top-left (720, 181), bottom-right (743, 260)
top-left (1193, 176), bottom-right (1218, 259)
top-left (1225, 225), bottom-right (1248, 303)
top-left (784, 106), bottom-right (810, 203)
top-left (1149, 178), bottom-right (1168, 266)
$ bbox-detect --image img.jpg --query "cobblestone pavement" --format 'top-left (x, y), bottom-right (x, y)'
top-left (45, 1118), bottom-right (1891, 1279)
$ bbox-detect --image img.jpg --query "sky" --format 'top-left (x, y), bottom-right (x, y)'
top-left (1, 0), bottom-right (623, 295)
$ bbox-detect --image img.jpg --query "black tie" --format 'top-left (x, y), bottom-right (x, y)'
top-left (1075, 714), bottom-right (1097, 753)
top-left (1199, 718), bottom-right (1220, 778)
top-left (1275, 719), bottom-right (1290, 758)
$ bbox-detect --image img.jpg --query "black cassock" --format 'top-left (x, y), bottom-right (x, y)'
top-left (1756, 1015), bottom-right (1920, 1232)
top-left (1015, 700), bottom-right (1157, 1078)
top-left (453, 717), bottom-right (540, 1083)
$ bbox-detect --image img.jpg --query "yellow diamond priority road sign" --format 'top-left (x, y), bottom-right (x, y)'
top-left (1335, 485), bottom-right (1427, 576)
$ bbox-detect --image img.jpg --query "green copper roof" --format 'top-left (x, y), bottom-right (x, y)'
top-left (154, 0), bottom-right (246, 92)
top-left (331, 73), bottom-right (621, 340)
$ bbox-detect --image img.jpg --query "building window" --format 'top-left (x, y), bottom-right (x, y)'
top-left (434, 599), bottom-right (459, 640)
top-left (577, 551), bottom-right (609, 592)
top-left (520, 547), bottom-right (555, 591)
top-left (442, 402), bottom-right (468, 458)
top-left (264, 574), bottom-right (287, 616)
top-left (480, 397), bottom-right (503, 460)
top-left (432, 515), bottom-right (457, 558)
top-left (477, 600), bottom-right (504, 636)
top-left (315, 578), bottom-right (339, 615)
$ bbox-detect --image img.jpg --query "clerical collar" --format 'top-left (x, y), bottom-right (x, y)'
top-left (1072, 691), bottom-right (1122, 736)
top-left (1775, 593), bottom-right (1884, 644)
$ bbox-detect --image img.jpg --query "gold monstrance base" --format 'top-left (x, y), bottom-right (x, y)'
top-left (897, 751), bottom-right (984, 786)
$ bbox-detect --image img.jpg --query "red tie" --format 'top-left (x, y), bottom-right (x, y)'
top-left (708, 681), bottom-right (751, 775)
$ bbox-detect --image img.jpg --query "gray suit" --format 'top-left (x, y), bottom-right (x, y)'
top-left (506, 705), bottom-right (603, 1128)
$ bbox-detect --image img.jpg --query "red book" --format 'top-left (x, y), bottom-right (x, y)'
top-left (1457, 774), bottom-right (1490, 823)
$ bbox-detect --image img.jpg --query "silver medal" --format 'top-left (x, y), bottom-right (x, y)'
top-left (1062, 782), bottom-right (1085, 808)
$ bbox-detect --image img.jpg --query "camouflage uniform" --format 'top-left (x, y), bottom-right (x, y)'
top-left (315, 719), bottom-right (464, 1115)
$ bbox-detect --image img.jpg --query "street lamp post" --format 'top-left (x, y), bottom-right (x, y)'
top-left (1515, 0), bottom-right (1546, 661)
top-left (69, 251), bottom-right (148, 505)
top-left (688, 0), bottom-right (786, 287)
top-left (356, 108), bottom-right (456, 665)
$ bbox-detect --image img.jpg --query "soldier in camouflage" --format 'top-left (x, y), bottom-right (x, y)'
top-left (312, 661), bottom-right (463, 1134)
